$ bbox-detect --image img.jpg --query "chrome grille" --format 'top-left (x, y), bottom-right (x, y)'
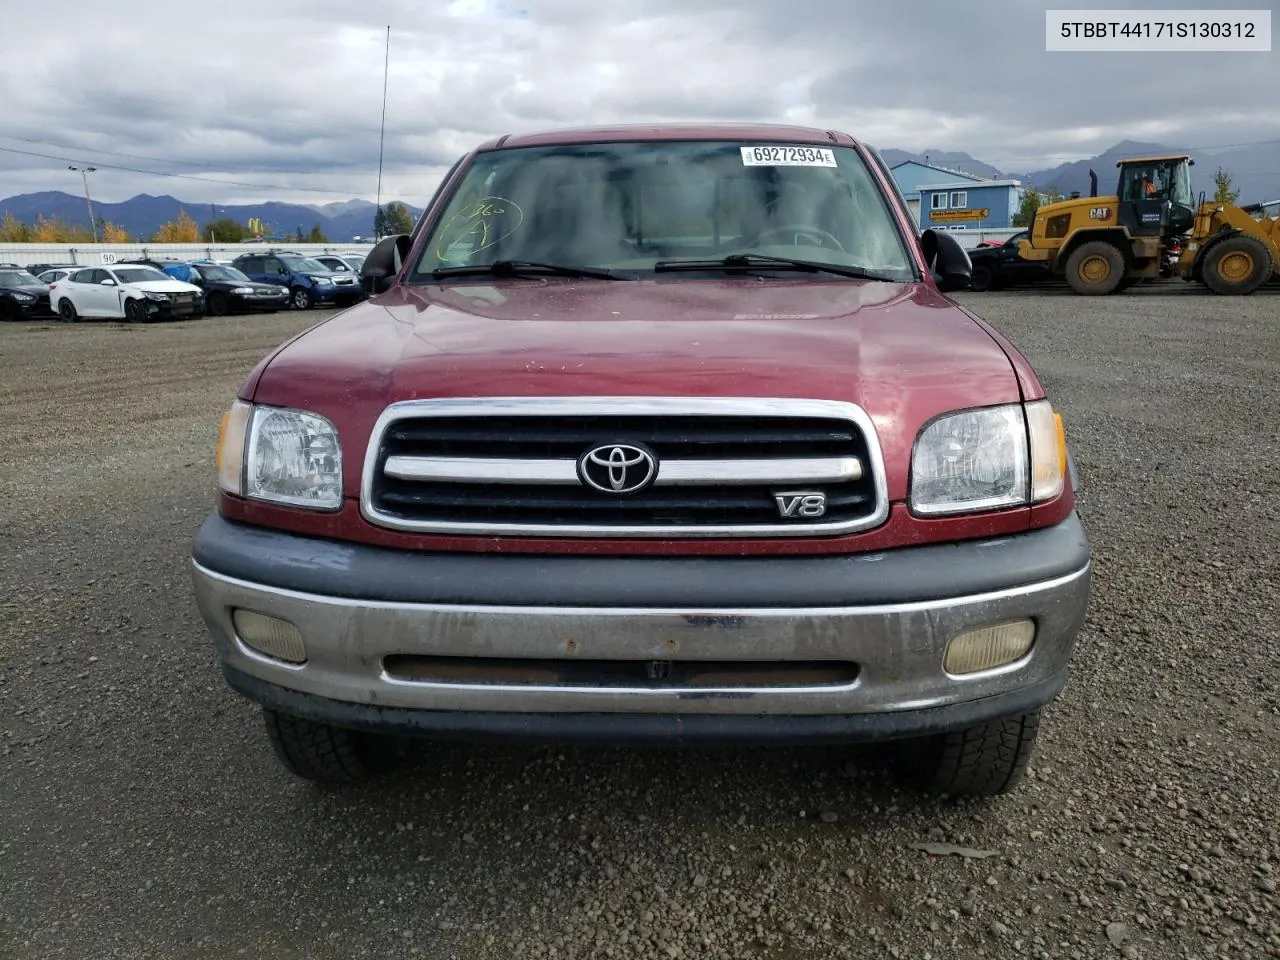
top-left (359, 398), bottom-right (888, 538)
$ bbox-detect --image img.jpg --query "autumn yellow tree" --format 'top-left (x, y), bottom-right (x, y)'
top-left (100, 222), bottom-right (131, 242)
top-left (152, 209), bottom-right (200, 243)
top-left (0, 212), bottom-right (34, 242)
top-left (31, 215), bottom-right (94, 242)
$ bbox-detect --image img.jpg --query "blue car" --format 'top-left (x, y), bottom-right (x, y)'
top-left (230, 251), bottom-right (364, 310)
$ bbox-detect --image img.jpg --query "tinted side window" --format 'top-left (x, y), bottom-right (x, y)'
top-left (263, 258), bottom-right (284, 274)
top-left (72, 269), bottom-right (94, 283)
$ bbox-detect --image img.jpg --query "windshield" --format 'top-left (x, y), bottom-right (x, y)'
top-left (0, 269), bottom-right (37, 285)
top-left (411, 141), bottom-right (915, 281)
top-left (1170, 161), bottom-right (1194, 207)
top-left (279, 256), bottom-right (329, 273)
top-left (112, 267), bottom-right (170, 284)
top-left (1119, 160), bottom-right (1193, 205)
top-left (198, 265), bottom-right (251, 282)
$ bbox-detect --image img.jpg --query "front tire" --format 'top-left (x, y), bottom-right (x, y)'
top-left (1065, 241), bottom-right (1126, 295)
top-left (262, 708), bottom-right (398, 783)
top-left (0, 300), bottom-right (18, 322)
top-left (1201, 235), bottom-right (1272, 296)
top-left (206, 292), bottom-right (229, 316)
top-left (969, 264), bottom-right (995, 292)
top-left (899, 710), bottom-right (1042, 796)
top-left (291, 287), bottom-right (314, 310)
top-left (124, 299), bottom-right (149, 323)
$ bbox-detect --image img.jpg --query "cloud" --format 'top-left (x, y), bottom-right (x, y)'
top-left (0, 0), bottom-right (1275, 205)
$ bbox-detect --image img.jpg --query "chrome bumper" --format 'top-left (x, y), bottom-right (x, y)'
top-left (190, 558), bottom-right (1090, 718)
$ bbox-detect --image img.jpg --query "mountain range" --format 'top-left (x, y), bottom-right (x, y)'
top-left (1, 139), bottom-right (1274, 240)
top-left (0, 193), bottom-right (423, 242)
top-left (886, 138), bottom-right (1277, 203)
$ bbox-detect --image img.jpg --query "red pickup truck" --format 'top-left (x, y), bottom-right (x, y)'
top-left (191, 123), bottom-right (1091, 795)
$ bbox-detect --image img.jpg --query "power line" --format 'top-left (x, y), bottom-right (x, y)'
top-left (0, 144), bottom-right (358, 196)
top-left (0, 134), bottom-right (337, 174)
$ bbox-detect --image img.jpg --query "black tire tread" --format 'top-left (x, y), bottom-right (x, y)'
top-left (1202, 235), bottom-right (1272, 296)
top-left (969, 264), bottom-right (994, 292)
top-left (914, 710), bottom-right (1041, 796)
top-left (262, 708), bottom-right (375, 783)
top-left (1065, 240), bottom-right (1126, 296)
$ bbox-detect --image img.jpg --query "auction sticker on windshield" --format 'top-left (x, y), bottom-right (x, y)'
top-left (741, 145), bottom-right (837, 166)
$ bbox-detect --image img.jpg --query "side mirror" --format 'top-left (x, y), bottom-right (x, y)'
top-left (100, 278), bottom-right (116, 286)
top-left (361, 234), bottom-right (413, 295)
top-left (920, 229), bottom-right (972, 292)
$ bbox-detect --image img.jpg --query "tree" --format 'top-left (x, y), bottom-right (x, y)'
top-left (100, 221), bottom-right (131, 243)
top-left (306, 223), bottom-right (329, 243)
top-left (0, 212), bottom-right (34, 242)
top-left (1044, 186), bottom-right (1064, 205)
top-left (31, 215), bottom-right (93, 243)
top-left (152, 209), bottom-right (200, 243)
top-left (203, 218), bottom-right (246, 242)
top-left (1213, 167), bottom-right (1240, 204)
top-left (1012, 184), bottom-right (1042, 227)
top-left (375, 201), bottom-right (413, 237)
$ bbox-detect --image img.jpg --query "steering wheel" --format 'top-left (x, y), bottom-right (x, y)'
top-left (754, 224), bottom-right (845, 252)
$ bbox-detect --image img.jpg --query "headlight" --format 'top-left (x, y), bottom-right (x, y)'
top-left (231, 287), bottom-right (254, 294)
top-left (216, 401), bottom-right (342, 510)
top-left (909, 400), bottom-right (1066, 516)
top-left (309, 275), bottom-right (331, 284)
top-left (14, 293), bottom-right (35, 301)
top-left (145, 292), bottom-right (170, 301)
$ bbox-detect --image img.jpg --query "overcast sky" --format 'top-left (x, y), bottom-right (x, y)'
top-left (1, 0), bottom-right (1275, 206)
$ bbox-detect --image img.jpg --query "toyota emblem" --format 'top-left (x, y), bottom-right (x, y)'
top-left (578, 443), bottom-right (658, 494)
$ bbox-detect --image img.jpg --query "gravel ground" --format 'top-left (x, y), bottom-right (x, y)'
top-left (3, 286), bottom-right (1278, 960)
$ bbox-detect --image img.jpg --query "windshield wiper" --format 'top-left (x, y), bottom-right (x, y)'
top-left (652, 254), bottom-right (898, 282)
top-left (431, 260), bottom-right (626, 280)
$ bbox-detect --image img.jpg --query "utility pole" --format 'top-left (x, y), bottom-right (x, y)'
top-left (69, 165), bottom-right (98, 243)
top-left (375, 25), bottom-right (391, 240)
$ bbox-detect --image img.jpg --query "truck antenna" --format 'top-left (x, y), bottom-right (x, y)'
top-left (375, 25), bottom-right (391, 239)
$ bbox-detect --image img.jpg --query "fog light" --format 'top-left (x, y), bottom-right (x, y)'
top-left (943, 620), bottom-right (1035, 675)
top-left (232, 609), bottom-right (307, 664)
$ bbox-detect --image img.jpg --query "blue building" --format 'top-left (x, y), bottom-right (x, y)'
top-left (889, 161), bottom-right (986, 225)
top-left (916, 179), bottom-right (1024, 231)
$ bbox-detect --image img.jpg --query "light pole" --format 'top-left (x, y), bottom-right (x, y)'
top-left (68, 165), bottom-right (99, 242)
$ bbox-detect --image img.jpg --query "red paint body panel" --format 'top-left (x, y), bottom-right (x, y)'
top-left (229, 122), bottom-right (1074, 558)
top-left (250, 278), bottom-right (1019, 503)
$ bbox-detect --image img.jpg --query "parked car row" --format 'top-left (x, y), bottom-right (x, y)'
top-left (0, 250), bottom-right (371, 322)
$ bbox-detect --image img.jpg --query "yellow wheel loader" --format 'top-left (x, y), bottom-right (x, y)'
top-left (1017, 155), bottom-right (1197, 295)
top-left (1019, 156), bottom-right (1279, 296)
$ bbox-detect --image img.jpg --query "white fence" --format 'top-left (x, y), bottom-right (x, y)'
top-left (0, 231), bottom-right (1019, 269)
top-left (0, 243), bottom-right (376, 268)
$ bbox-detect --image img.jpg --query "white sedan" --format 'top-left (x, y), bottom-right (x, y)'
top-left (50, 265), bottom-right (205, 322)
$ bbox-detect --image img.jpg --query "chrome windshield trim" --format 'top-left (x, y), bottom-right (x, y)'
top-left (359, 396), bottom-right (890, 538)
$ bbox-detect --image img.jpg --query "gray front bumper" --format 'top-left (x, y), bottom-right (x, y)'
top-left (190, 512), bottom-right (1090, 727)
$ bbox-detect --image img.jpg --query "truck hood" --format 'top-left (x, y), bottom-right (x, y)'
top-left (254, 278), bottom-right (1022, 502)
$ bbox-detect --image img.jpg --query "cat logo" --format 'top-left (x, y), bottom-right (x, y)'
top-left (1088, 207), bottom-right (1112, 220)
